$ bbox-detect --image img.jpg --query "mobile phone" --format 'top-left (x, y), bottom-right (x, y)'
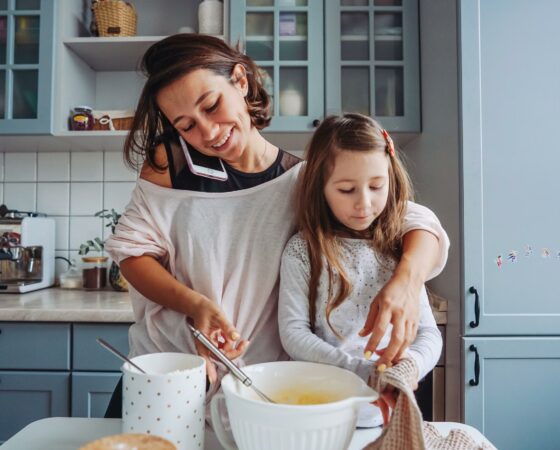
top-left (179, 136), bottom-right (229, 181)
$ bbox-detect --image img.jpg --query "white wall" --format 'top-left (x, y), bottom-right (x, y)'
top-left (0, 151), bottom-right (138, 281)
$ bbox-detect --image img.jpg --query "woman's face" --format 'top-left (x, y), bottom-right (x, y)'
top-left (323, 150), bottom-right (390, 232)
top-left (156, 66), bottom-right (253, 164)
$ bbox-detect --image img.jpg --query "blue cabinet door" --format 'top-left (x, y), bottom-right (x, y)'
top-left (0, 371), bottom-right (69, 443)
top-left (73, 323), bottom-right (130, 371)
top-left (459, 0), bottom-right (560, 335)
top-left (230, 0), bottom-right (324, 132)
top-left (463, 338), bottom-right (560, 450)
top-left (71, 372), bottom-right (121, 418)
top-left (325, 0), bottom-right (420, 132)
top-left (0, 0), bottom-right (55, 134)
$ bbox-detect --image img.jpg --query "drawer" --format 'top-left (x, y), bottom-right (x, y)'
top-left (73, 323), bottom-right (130, 371)
top-left (0, 322), bottom-right (70, 370)
top-left (437, 325), bottom-right (446, 366)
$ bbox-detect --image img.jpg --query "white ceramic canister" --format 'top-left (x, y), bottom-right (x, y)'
top-left (198, 0), bottom-right (223, 35)
top-left (122, 353), bottom-right (206, 450)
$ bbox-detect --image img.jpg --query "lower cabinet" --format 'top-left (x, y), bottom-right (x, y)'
top-left (0, 321), bottom-right (130, 442)
top-left (72, 372), bottom-right (122, 418)
top-left (463, 337), bottom-right (560, 450)
top-left (0, 372), bottom-right (69, 443)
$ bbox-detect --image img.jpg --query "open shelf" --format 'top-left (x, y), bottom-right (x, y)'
top-left (63, 37), bottom-right (167, 71)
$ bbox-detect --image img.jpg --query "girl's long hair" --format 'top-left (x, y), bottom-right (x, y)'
top-left (296, 113), bottom-right (413, 335)
top-left (124, 34), bottom-right (272, 171)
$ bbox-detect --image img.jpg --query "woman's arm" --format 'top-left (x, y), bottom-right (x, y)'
top-left (361, 202), bottom-right (449, 367)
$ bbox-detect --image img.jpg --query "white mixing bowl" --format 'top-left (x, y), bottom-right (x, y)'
top-left (211, 361), bottom-right (378, 450)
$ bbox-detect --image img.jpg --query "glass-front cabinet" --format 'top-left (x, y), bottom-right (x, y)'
top-left (230, 0), bottom-right (324, 131)
top-left (326, 0), bottom-right (419, 131)
top-left (0, 0), bottom-right (54, 134)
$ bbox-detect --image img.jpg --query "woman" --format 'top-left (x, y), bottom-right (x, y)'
top-left (105, 34), bottom-right (449, 413)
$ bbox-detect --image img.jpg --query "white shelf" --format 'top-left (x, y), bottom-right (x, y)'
top-left (63, 36), bottom-right (167, 71)
top-left (246, 35), bottom-right (307, 41)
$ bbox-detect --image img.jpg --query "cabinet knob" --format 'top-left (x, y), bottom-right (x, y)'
top-left (312, 119), bottom-right (321, 128)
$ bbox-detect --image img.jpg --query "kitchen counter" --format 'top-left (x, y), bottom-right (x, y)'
top-left (0, 287), bottom-right (447, 324)
top-left (0, 288), bottom-right (133, 322)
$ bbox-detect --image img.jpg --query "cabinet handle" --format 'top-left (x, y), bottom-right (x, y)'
top-left (312, 119), bottom-right (320, 128)
top-left (469, 286), bottom-right (480, 328)
top-left (469, 344), bottom-right (480, 386)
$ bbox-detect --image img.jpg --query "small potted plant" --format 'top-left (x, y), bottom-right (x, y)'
top-left (78, 209), bottom-right (128, 291)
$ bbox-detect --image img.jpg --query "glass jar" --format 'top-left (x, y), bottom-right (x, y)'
top-left (59, 259), bottom-right (82, 289)
top-left (70, 106), bottom-right (94, 131)
top-left (81, 256), bottom-right (108, 290)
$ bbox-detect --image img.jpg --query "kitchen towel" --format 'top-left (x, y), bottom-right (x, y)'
top-left (364, 358), bottom-right (495, 450)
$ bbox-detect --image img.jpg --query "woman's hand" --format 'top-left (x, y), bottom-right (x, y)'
top-left (190, 295), bottom-right (249, 384)
top-left (360, 266), bottom-right (422, 367)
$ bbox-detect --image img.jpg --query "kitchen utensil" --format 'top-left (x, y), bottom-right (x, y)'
top-left (211, 360), bottom-right (379, 450)
top-left (96, 338), bottom-right (146, 374)
top-left (186, 323), bottom-right (275, 404)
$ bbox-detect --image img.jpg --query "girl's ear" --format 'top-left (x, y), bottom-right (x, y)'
top-left (231, 63), bottom-right (249, 97)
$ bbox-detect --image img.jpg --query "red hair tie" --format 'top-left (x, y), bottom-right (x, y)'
top-left (381, 129), bottom-right (395, 157)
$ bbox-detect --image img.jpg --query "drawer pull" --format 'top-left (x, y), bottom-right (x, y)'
top-left (469, 344), bottom-right (480, 386)
top-left (469, 286), bottom-right (480, 328)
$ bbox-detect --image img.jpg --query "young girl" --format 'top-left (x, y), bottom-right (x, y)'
top-left (278, 113), bottom-right (442, 428)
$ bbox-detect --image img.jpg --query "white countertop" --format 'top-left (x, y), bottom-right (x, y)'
top-left (0, 288), bottom-right (133, 322)
top-left (1, 417), bottom-right (493, 450)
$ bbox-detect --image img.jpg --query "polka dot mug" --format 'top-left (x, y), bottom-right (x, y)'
top-left (122, 353), bottom-right (206, 450)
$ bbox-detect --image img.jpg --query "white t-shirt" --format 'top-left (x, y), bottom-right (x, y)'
top-left (105, 162), bottom-right (449, 404)
top-left (278, 233), bottom-right (443, 427)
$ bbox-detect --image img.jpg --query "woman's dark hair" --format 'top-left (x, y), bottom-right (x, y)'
top-left (124, 34), bottom-right (272, 171)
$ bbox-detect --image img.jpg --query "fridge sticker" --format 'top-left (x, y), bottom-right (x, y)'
top-left (541, 248), bottom-right (551, 258)
top-left (524, 245), bottom-right (533, 257)
top-left (507, 251), bottom-right (518, 263)
top-left (496, 255), bottom-right (503, 269)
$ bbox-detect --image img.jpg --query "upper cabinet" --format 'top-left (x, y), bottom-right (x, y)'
top-left (230, 0), bottom-right (324, 131)
top-left (325, 0), bottom-right (419, 132)
top-left (230, 0), bottom-right (420, 132)
top-left (0, 0), bottom-right (55, 134)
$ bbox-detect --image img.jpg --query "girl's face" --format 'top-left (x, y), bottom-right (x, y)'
top-left (323, 150), bottom-right (390, 232)
top-left (156, 66), bottom-right (254, 165)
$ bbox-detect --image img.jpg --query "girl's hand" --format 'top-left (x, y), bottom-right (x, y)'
top-left (371, 356), bottom-right (418, 426)
top-left (359, 266), bottom-right (421, 367)
top-left (190, 296), bottom-right (249, 384)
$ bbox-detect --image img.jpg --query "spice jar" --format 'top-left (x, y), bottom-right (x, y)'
top-left (82, 256), bottom-right (108, 290)
top-left (71, 106), bottom-right (94, 131)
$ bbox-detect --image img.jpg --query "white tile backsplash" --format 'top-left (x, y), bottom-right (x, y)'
top-left (103, 182), bottom-right (135, 213)
top-left (69, 216), bottom-right (104, 251)
top-left (37, 183), bottom-right (70, 215)
top-left (71, 152), bottom-right (103, 181)
top-left (38, 153), bottom-right (70, 181)
top-left (5, 153), bottom-right (37, 181)
top-left (71, 182), bottom-right (103, 216)
top-left (54, 216), bottom-right (70, 250)
top-left (4, 183), bottom-right (36, 211)
top-left (104, 152), bottom-right (137, 181)
top-left (0, 151), bottom-right (138, 261)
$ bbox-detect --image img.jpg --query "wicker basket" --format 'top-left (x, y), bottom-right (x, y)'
top-left (92, 0), bottom-right (137, 37)
top-left (92, 110), bottom-right (135, 131)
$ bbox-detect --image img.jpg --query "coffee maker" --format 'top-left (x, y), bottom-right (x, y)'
top-left (0, 207), bottom-right (55, 293)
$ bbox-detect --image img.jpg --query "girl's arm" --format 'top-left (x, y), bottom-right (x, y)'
top-left (361, 201), bottom-right (449, 367)
top-left (278, 239), bottom-right (374, 382)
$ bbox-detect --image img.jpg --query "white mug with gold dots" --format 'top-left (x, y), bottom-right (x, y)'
top-left (122, 352), bottom-right (206, 450)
